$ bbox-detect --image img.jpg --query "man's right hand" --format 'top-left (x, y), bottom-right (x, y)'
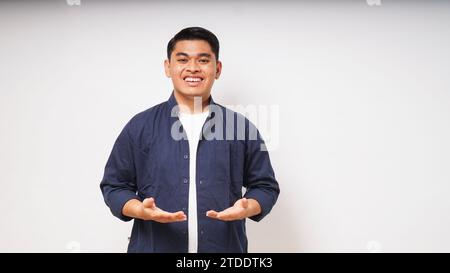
top-left (122, 198), bottom-right (187, 223)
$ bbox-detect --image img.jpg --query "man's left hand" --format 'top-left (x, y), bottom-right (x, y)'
top-left (206, 198), bottom-right (261, 221)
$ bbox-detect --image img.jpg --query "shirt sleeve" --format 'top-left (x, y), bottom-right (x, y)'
top-left (100, 121), bottom-right (140, 222)
top-left (243, 120), bottom-right (280, 222)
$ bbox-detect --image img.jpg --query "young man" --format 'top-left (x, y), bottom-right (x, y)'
top-left (100, 27), bottom-right (280, 253)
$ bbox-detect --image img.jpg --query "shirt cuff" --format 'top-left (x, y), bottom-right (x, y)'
top-left (244, 190), bottom-right (275, 222)
top-left (109, 190), bottom-right (140, 222)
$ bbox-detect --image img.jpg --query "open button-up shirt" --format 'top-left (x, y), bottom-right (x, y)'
top-left (100, 92), bottom-right (280, 253)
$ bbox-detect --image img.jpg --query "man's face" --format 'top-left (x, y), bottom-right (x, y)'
top-left (164, 40), bottom-right (222, 99)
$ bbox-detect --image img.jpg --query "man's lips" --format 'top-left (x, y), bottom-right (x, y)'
top-left (183, 76), bottom-right (204, 87)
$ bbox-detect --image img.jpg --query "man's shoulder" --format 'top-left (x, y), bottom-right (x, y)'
top-left (213, 102), bottom-right (257, 128)
top-left (123, 99), bottom-right (169, 137)
top-left (131, 101), bottom-right (166, 123)
top-left (213, 102), bottom-right (248, 120)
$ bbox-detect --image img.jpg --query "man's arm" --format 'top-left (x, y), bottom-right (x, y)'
top-left (207, 119), bottom-right (280, 222)
top-left (242, 121), bottom-right (280, 222)
top-left (100, 122), bottom-right (140, 222)
top-left (100, 121), bottom-right (186, 223)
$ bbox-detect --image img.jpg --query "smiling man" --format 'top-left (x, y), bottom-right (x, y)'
top-left (100, 27), bottom-right (280, 253)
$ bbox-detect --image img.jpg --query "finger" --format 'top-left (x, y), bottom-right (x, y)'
top-left (208, 207), bottom-right (238, 221)
top-left (171, 211), bottom-right (187, 221)
top-left (156, 210), bottom-right (187, 223)
top-left (216, 210), bottom-right (238, 221)
top-left (206, 210), bottom-right (219, 219)
top-left (143, 197), bottom-right (155, 209)
top-left (240, 198), bottom-right (248, 209)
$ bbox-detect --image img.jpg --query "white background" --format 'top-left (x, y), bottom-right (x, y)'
top-left (1, 0), bottom-right (450, 252)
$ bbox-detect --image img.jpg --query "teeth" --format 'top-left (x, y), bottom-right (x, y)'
top-left (184, 77), bottom-right (202, 82)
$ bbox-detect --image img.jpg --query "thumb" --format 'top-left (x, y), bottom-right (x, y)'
top-left (240, 198), bottom-right (248, 209)
top-left (143, 197), bottom-right (156, 209)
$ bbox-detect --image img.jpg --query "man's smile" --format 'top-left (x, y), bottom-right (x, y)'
top-left (183, 76), bottom-right (204, 87)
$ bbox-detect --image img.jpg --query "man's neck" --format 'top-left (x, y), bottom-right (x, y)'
top-left (173, 90), bottom-right (210, 114)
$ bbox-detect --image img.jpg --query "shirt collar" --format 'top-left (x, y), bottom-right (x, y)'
top-left (167, 90), bottom-right (217, 117)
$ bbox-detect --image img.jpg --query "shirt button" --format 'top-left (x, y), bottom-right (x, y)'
top-left (199, 180), bottom-right (203, 185)
top-left (184, 154), bottom-right (188, 159)
top-left (183, 178), bottom-right (188, 184)
top-left (200, 230), bottom-right (204, 235)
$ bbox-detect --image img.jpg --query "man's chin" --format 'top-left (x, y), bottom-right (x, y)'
top-left (176, 89), bottom-right (209, 98)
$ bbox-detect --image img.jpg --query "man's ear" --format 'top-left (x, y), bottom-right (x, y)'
top-left (215, 60), bottom-right (222, 79)
top-left (164, 59), bottom-right (171, 78)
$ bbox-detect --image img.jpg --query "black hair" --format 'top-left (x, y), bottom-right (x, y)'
top-left (167, 27), bottom-right (220, 61)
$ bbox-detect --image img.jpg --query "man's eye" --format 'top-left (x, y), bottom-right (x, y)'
top-left (178, 59), bottom-right (188, 62)
top-left (199, 59), bottom-right (209, 63)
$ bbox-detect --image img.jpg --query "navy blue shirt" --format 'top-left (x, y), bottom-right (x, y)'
top-left (100, 92), bottom-right (280, 253)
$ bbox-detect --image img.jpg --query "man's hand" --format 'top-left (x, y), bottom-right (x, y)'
top-left (206, 198), bottom-right (261, 221)
top-left (123, 198), bottom-right (187, 223)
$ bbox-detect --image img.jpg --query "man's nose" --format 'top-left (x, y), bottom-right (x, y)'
top-left (186, 60), bottom-right (200, 72)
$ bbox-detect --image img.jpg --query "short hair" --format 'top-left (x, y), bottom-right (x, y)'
top-left (167, 27), bottom-right (220, 61)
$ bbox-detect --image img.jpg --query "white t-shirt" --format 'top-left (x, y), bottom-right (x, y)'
top-left (178, 110), bottom-right (209, 253)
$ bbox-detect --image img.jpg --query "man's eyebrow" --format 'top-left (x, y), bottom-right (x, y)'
top-left (175, 52), bottom-right (189, 57)
top-left (198, 53), bottom-right (212, 58)
top-left (175, 52), bottom-right (212, 58)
